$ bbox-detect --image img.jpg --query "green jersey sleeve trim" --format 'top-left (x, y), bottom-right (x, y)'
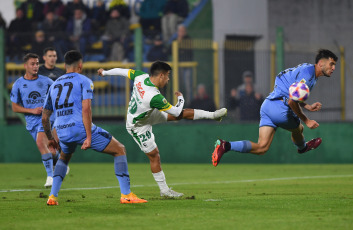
top-left (150, 94), bottom-right (172, 111)
top-left (128, 69), bottom-right (147, 81)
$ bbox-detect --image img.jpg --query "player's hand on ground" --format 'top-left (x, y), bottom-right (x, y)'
top-left (174, 91), bottom-right (183, 97)
top-left (81, 139), bottom-right (91, 150)
top-left (308, 102), bottom-right (322, 111)
top-left (305, 119), bottom-right (319, 129)
top-left (32, 107), bottom-right (43, 115)
top-left (97, 68), bottom-right (105, 77)
top-left (48, 139), bottom-right (60, 152)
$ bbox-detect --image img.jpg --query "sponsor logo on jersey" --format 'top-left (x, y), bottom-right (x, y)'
top-left (136, 82), bottom-right (145, 98)
top-left (26, 91), bottom-right (44, 104)
top-left (56, 122), bottom-right (75, 130)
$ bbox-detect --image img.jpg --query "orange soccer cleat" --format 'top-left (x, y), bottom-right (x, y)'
top-left (47, 194), bottom-right (59, 206)
top-left (120, 192), bottom-right (148, 204)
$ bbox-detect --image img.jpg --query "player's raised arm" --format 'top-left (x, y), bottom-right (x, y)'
top-left (151, 92), bottom-right (185, 117)
top-left (97, 68), bottom-right (130, 78)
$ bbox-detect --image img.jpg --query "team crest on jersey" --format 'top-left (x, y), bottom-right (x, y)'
top-left (299, 79), bottom-right (306, 84)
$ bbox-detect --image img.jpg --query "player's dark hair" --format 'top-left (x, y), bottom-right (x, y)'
top-left (23, 53), bottom-right (39, 63)
top-left (315, 49), bottom-right (338, 64)
top-left (43, 47), bottom-right (56, 56)
top-left (150, 61), bottom-right (172, 76)
top-left (64, 50), bottom-right (82, 65)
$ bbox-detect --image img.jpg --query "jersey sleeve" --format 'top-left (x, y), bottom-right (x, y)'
top-left (150, 94), bottom-right (172, 111)
top-left (43, 88), bottom-right (53, 111)
top-left (10, 81), bottom-right (20, 104)
top-left (128, 69), bottom-right (147, 81)
top-left (82, 78), bottom-right (94, 100)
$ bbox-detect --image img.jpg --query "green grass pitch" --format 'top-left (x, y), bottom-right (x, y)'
top-left (0, 163), bottom-right (352, 230)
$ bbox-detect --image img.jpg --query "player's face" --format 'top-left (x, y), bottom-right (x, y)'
top-left (320, 57), bottom-right (336, 77)
top-left (160, 71), bottom-right (170, 88)
top-left (43, 50), bottom-right (57, 67)
top-left (24, 58), bottom-right (39, 76)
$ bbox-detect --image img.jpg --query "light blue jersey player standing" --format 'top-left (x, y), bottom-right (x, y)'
top-left (212, 49), bottom-right (338, 166)
top-left (43, 50), bottom-right (147, 205)
top-left (10, 53), bottom-right (60, 187)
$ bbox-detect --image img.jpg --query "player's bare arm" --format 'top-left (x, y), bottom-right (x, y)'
top-left (12, 102), bottom-right (43, 115)
top-left (288, 99), bottom-right (319, 129)
top-left (97, 68), bottom-right (105, 77)
top-left (42, 108), bottom-right (60, 151)
top-left (81, 99), bottom-right (92, 150)
top-left (301, 102), bottom-right (322, 112)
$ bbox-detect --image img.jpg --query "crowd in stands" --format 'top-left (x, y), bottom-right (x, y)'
top-left (1, 0), bottom-right (191, 63)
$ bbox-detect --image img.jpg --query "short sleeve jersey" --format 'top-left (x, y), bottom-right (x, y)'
top-left (10, 75), bottom-right (54, 130)
top-left (43, 72), bottom-right (94, 142)
top-left (126, 69), bottom-right (172, 127)
top-left (267, 63), bottom-right (317, 102)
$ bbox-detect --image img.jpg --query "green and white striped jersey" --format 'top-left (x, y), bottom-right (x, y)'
top-left (126, 69), bottom-right (172, 127)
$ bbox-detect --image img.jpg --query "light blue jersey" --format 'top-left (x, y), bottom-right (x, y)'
top-left (267, 63), bottom-right (317, 102)
top-left (10, 75), bottom-right (54, 130)
top-left (44, 72), bottom-right (95, 143)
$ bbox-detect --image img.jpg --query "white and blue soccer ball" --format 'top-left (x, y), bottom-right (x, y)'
top-left (289, 82), bottom-right (310, 102)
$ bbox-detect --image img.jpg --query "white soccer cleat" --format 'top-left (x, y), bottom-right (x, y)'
top-left (66, 166), bottom-right (70, 175)
top-left (44, 176), bottom-right (53, 188)
top-left (214, 108), bottom-right (227, 121)
top-left (160, 188), bottom-right (184, 198)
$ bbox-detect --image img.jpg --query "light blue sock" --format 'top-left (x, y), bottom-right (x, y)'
top-left (50, 159), bottom-right (68, 197)
top-left (230, 141), bottom-right (252, 153)
top-left (41, 153), bottom-right (53, 177)
top-left (114, 155), bottom-right (131, 195)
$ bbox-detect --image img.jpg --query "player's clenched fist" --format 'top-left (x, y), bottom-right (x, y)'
top-left (174, 91), bottom-right (183, 97)
top-left (97, 68), bottom-right (105, 77)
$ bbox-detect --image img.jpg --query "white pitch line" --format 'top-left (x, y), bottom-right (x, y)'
top-left (0, 174), bottom-right (352, 193)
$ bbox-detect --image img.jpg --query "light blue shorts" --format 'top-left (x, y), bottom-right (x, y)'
top-left (28, 121), bottom-right (54, 141)
top-left (59, 126), bottom-right (112, 154)
top-left (259, 99), bottom-right (300, 130)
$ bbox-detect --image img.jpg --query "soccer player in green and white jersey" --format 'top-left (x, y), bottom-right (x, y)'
top-left (98, 61), bottom-right (227, 197)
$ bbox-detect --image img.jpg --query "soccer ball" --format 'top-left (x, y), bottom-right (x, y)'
top-left (289, 82), bottom-right (310, 102)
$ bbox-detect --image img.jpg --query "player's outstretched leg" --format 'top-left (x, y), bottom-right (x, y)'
top-left (102, 136), bottom-right (147, 204)
top-left (168, 108), bottom-right (227, 122)
top-left (47, 158), bottom-right (69, 206)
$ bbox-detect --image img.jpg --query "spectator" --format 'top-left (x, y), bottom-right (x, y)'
top-left (139, 0), bottom-right (167, 38)
top-left (239, 82), bottom-right (263, 121)
top-left (109, 0), bottom-right (131, 19)
top-left (91, 0), bottom-right (108, 31)
top-left (19, 0), bottom-right (44, 29)
top-left (38, 47), bottom-right (65, 81)
top-left (162, 0), bottom-right (189, 44)
top-left (43, 0), bottom-right (66, 21)
top-left (237, 70), bottom-right (254, 98)
top-left (101, 8), bottom-right (130, 61)
top-left (40, 10), bottom-right (67, 62)
top-left (146, 35), bottom-right (168, 62)
top-left (30, 30), bottom-right (52, 63)
top-left (7, 8), bottom-right (31, 61)
top-left (188, 84), bottom-right (216, 111)
top-left (66, 0), bottom-right (91, 20)
top-left (66, 8), bottom-right (93, 56)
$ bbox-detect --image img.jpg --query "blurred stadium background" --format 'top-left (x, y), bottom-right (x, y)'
top-left (0, 0), bottom-right (352, 163)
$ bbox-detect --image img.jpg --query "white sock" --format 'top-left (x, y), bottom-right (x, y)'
top-left (193, 109), bottom-right (214, 120)
top-left (152, 170), bottom-right (169, 192)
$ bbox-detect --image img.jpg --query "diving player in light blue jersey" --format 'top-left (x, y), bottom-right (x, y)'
top-left (212, 49), bottom-right (338, 166)
top-left (43, 50), bottom-right (147, 205)
top-left (10, 53), bottom-right (60, 187)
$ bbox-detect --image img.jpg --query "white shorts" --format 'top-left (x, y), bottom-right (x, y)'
top-left (126, 110), bottom-right (168, 153)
